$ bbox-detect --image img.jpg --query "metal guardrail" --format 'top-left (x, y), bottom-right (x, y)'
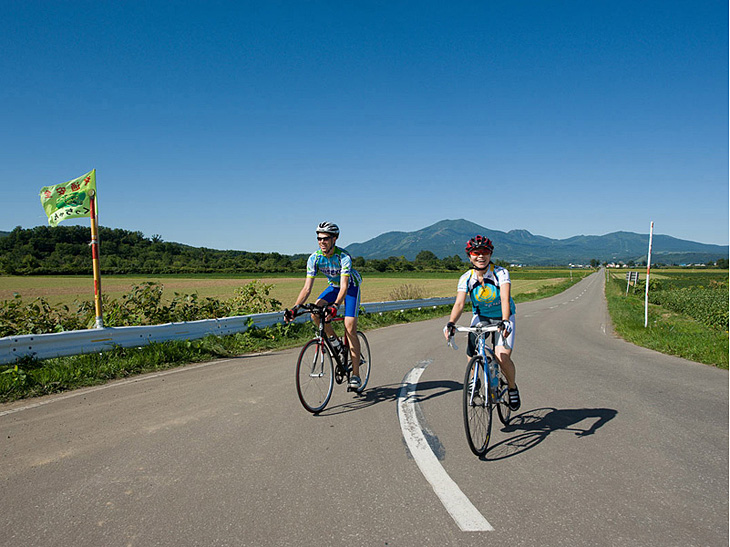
top-left (0, 297), bottom-right (455, 365)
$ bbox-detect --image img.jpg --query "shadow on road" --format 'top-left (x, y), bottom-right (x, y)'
top-left (317, 380), bottom-right (462, 416)
top-left (483, 406), bottom-right (618, 461)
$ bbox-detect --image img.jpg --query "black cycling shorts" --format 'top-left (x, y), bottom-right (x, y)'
top-left (465, 317), bottom-right (502, 357)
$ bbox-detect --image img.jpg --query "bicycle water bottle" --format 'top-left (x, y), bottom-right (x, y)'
top-left (329, 336), bottom-right (343, 356)
top-left (487, 356), bottom-right (499, 392)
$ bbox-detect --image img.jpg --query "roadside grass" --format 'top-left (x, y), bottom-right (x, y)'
top-left (0, 305), bottom-right (458, 403)
top-left (0, 271), bottom-right (591, 403)
top-left (605, 271), bottom-right (728, 369)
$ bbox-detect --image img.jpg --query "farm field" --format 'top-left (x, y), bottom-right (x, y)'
top-left (0, 271), bottom-right (577, 309)
top-left (605, 268), bottom-right (728, 368)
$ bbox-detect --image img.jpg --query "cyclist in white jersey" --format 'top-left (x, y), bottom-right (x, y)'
top-left (444, 235), bottom-right (520, 410)
top-left (285, 222), bottom-right (364, 390)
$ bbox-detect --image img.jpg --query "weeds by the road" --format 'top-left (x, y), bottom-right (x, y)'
top-left (605, 271), bottom-right (728, 369)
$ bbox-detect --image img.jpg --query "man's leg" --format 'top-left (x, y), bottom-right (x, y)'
top-left (344, 316), bottom-right (360, 378)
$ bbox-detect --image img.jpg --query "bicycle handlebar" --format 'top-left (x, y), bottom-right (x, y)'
top-left (286, 303), bottom-right (344, 323)
top-left (453, 324), bottom-right (503, 335)
top-left (446, 322), bottom-right (510, 351)
top-left (286, 303), bottom-right (327, 319)
top-left (295, 303), bottom-right (325, 314)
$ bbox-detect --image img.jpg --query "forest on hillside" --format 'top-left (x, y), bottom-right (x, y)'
top-left (3, 226), bottom-right (725, 275)
top-left (0, 226), bottom-right (470, 275)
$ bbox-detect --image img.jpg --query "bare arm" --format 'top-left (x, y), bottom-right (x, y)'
top-left (499, 281), bottom-right (511, 321)
top-left (294, 277), bottom-right (315, 307)
top-left (444, 291), bottom-right (467, 339)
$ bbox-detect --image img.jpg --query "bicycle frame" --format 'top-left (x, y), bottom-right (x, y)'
top-left (293, 302), bottom-right (372, 412)
top-left (295, 303), bottom-right (350, 376)
top-left (450, 323), bottom-right (502, 404)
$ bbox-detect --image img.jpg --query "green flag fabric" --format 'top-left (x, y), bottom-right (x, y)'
top-left (39, 169), bottom-right (96, 227)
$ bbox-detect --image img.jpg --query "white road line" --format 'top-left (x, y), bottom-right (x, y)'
top-left (397, 361), bottom-right (494, 532)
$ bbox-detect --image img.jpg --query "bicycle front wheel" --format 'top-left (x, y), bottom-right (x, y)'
top-left (355, 331), bottom-right (371, 393)
top-left (463, 355), bottom-right (492, 456)
top-left (296, 339), bottom-right (334, 413)
top-left (496, 369), bottom-right (511, 426)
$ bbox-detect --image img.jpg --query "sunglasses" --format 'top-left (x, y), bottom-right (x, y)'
top-left (469, 250), bottom-right (492, 256)
top-left (317, 236), bottom-right (333, 242)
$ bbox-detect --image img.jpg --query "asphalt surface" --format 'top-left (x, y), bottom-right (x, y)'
top-left (0, 272), bottom-right (727, 546)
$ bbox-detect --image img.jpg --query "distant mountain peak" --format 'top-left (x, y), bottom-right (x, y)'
top-left (344, 219), bottom-right (728, 265)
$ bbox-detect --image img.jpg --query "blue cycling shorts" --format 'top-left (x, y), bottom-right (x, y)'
top-left (316, 281), bottom-right (361, 318)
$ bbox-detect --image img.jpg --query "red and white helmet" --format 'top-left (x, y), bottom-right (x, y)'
top-left (465, 235), bottom-right (494, 254)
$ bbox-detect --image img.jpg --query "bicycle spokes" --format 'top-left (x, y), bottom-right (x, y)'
top-left (296, 339), bottom-right (335, 413)
top-left (463, 357), bottom-right (492, 456)
top-left (467, 373), bottom-right (483, 406)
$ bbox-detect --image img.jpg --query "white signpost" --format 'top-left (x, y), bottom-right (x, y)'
top-left (644, 221), bottom-right (654, 327)
top-left (625, 271), bottom-right (640, 295)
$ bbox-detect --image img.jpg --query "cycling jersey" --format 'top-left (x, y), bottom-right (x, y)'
top-left (306, 247), bottom-right (362, 287)
top-left (457, 264), bottom-right (516, 322)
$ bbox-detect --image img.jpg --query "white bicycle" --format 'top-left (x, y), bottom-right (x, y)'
top-left (448, 322), bottom-right (512, 456)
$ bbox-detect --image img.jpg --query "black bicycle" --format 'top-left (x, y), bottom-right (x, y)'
top-left (290, 303), bottom-right (371, 413)
top-left (447, 322), bottom-right (511, 456)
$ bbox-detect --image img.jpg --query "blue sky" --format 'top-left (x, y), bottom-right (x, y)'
top-left (2, 0), bottom-right (727, 254)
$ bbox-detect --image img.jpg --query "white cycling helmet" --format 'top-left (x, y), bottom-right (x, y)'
top-left (316, 222), bottom-right (340, 236)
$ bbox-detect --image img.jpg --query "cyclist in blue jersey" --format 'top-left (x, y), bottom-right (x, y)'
top-left (444, 235), bottom-right (520, 410)
top-left (284, 222), bottom-right (364, 390)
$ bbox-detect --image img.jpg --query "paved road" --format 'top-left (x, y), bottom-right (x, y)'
top-left (0, 272), bottom-right (727, 546)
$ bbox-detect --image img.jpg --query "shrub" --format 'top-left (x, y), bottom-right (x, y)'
top-left (0, 280), bottom-right (284, 337)
top-left (388, 284), bottom-right (427, 301)
top-left (227, 281), bottom-right (281, 315)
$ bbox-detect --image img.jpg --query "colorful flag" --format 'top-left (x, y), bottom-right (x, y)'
top-left (39, 169), bottom-right (96, 227)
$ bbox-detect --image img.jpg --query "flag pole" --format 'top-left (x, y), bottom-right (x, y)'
top-left (89, 189), bottom-right (104, 328)
top-left (644, 221), bottom-right (654, 328)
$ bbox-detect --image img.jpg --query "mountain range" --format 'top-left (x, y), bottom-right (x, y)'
top-left (344, 219), bottom-right (729, 266)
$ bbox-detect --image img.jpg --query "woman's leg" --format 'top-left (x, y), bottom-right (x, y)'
top-left (495, 347), bottom-right (516, 388)
top-left (495, 314), bottom-right (516, 388)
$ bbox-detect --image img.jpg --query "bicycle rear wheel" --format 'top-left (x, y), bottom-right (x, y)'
top-left (463, 356), bottom-right (492, 456)
top-left (355, 331), bottom-right (371, 393)
top-left (296, 339), bottom-right (334, 413)
top-left (496, 369), bottom-right (511, 426)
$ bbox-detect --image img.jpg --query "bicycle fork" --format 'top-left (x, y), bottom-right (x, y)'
top-left (468, 361), bottom-right (485, 407)
top-left (308, 340), bottom-right (328, 378)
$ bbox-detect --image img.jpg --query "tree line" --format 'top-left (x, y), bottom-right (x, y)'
top-left (0, 226), bottom-right (477, 275)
